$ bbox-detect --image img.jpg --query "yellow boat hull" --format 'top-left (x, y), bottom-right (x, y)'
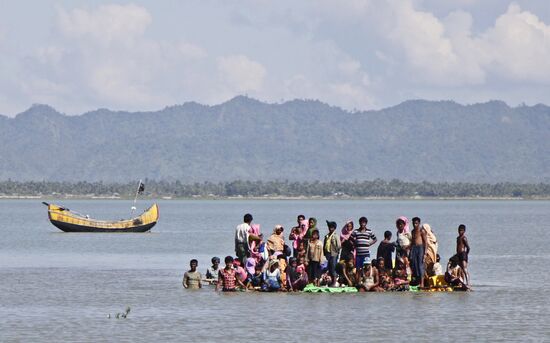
top-left (44, 202), bottom-right (159, 232)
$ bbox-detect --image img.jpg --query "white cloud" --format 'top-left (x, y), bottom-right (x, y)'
top-left (57, 4), bottom-right (151, 46)
top-left (482, 3), bottom-right (550, 83)
top-left (386, 1), bottom-right (485, 85)
top-left (217, 54), bottom-right (266, 93)
top-left (1, 1), bottom-right (549, 115)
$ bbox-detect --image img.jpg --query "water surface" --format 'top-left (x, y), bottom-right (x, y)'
top-left (1, 199), bottom-right (549, 342)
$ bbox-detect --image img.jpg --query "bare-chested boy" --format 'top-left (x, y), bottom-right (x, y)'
top-left (456, 224), bottom-right (471, 286)
top-left (410, 217), bottom-right (427, 288)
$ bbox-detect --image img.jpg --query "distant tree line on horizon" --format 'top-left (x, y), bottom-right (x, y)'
top-left (1, 179), bottom-right (549, 198)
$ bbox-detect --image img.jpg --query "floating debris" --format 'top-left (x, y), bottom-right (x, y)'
top-left (109, 306), bottom-right (131, 319)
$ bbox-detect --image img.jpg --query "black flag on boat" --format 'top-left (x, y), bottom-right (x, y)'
top-left (138, 182), bottom-right (145, 194)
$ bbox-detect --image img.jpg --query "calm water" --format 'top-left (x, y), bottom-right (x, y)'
top-left (1, 199), bottom-right (549, 342)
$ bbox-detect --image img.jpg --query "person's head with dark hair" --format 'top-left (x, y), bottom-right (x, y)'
top-left (326, 220), bottom-right (337, 232)
top-left (378, 257), bottom-right (385, 270)
top-left (458, 224), bottom-right (466, 231)
top-left (243, 213), bottom-right (253, 224)
top-left (312, 229), bottom-right (320, 240)
top-left (436, 254), bottom-right (441, 262)
top-left (412, 216), bottom-right (421, 224)
top-left (384, 230), bottom-right (392, 240)
top-left (189, 259), bottom-right (198, 271)
top-left (224, 255), bottom-right (234, 267)
top-left (289, 257), bottom-right (297, 267)
top-left (297, 214), bottom-right (305, 224)
top-left (449, 254), bottom-right (459, 267)
top-left (211, 256), bottom-right (220, 265)
top-left (359, 216), bottom-right (368, 229)
top-left (371, 258), bottom-right (378, 268)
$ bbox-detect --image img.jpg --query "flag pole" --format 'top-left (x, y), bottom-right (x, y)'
top-left (131, 179), bottom-right (142, 214)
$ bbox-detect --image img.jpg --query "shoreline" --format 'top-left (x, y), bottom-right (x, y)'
top-left (1, 195), bottom-right (548, 201)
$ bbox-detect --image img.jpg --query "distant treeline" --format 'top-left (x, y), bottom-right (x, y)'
top-left (1, 179), bottom-right (549, 198)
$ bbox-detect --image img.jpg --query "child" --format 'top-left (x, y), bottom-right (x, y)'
top-left (342, 256), bottom-right (357, 287)
top-left (376, 230), bottom-right (395, 272)
top-left (233, 258), bottom-right (249, 285)
top-left (395, 217), bottom-right (411, 269)
top-left (392, 256), bottom-right (409, 289)
top-left (432, 254), bottom-right (443, 276)
top-left (183, 259), bottom-right (202, 289)
top-left (205, 256), bottom-right (220, 285)
top-left (247, 264), bottom-right (264, 290)
top-left (305, 229), bottom-right (323, 286)
top-left (287, 257), bottom-right (308, 291)
top-left (216, 256), bottom-right (245, 292)
top-left (296, 241), bottom-right (306, 261)
top-left (445, 255), bottom-right (470, 291)
top-left (377, 257), bottom-right (394, 291)
top-left (263, 259), bottom-right (282, 292)
top-left (456, 224), bottom-right (471, 286)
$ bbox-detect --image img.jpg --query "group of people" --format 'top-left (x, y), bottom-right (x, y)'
top-left (182, 213), bottom-right (471, 292)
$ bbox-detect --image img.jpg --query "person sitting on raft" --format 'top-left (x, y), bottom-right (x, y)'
top-left (233, 258), bottom-right (249, 286)
top-left (216, 256), bottom-right (246, 292)
top-left (183, 259), bottom-right (202, 289)
top-left (341, 256), bottom-right (357, 287)
top-left (205, 256), bottom-right (220, 285)
top-left (358, 258), bottom-right (381, 292)
top-left (445, 255), bottom-right (470, 291)
top-left (247, 264), bottom-right (264, 290)
top-left (393, 256), bottom-right (410, 289)
top-left (263, 258), bottom-right (283, 292)
top-left (376, 257), bottom-right (394, 291)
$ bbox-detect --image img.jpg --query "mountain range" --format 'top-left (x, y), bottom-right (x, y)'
top-left (0, 96), bottom-right (548, 183)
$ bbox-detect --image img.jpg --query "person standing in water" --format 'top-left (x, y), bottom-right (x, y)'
top-left (323, 220), bottom-right (341, 287)
top-left (235, 214), bottom-right (261, 265)
top-left (350, 217), bottom-right (377, 284)
top-left (183, 259), bottom-right (202, 289)
top-left (456, 224), bottom-right (471, 286)
top-left (410, 217), bottom-right (427, 288)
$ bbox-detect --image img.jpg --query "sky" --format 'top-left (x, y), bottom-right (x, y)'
top-left (0, 0), bottom-right (549, 116)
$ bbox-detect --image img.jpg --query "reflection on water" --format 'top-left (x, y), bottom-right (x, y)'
top-left (1, 199), bottom-right (549, 341)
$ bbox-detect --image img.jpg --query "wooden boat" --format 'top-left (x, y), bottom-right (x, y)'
top-left (43, 202), bottom-right (159, 232)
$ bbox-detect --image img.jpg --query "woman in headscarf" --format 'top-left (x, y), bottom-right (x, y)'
top-left (398, 216), bottom-right (410, 233)
top-left (266, 225), bottom-right (285, 256)
top-left (340, 219), bottom-right (355, 262)
top-left (289, 219), bottom-right (308, 257)
top-left (248, 223), bottom-right (262, 262)
top-left (422, 223), bottom-right (438, 276)
top-left (395, 216), bottom-right (412, 271)
top-left (303, 217), bottom-right (317, 251)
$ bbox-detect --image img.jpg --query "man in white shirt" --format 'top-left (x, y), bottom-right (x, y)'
top-left (235, 213), bottom-right (261, 265)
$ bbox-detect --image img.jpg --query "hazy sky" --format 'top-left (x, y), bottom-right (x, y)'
top-left (1, 0), bottom-right (549, 115)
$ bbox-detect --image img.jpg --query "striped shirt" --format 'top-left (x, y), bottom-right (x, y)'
top-left (351, 228), bottom-right (377, 256)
